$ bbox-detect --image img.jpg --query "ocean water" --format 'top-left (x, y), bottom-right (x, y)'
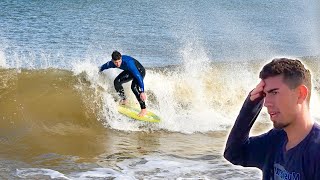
top-left (0, 0), bottom-right (320, 179)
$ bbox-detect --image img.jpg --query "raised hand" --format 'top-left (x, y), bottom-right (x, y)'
top-left (250, 80), bottom-right (265, 101)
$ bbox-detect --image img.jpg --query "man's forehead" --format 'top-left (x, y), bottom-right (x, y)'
top-left (263, 75), bottom-right (285, 91)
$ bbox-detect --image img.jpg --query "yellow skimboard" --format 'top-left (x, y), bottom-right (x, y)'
top-left (118, 105), bottom-right (161, 123)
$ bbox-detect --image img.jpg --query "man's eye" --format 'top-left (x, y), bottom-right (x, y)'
top-left (272, 92), bottom-right (278, 95)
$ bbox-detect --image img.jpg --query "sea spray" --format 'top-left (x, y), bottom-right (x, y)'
top-left (0, 50), bottom-right (7, 68)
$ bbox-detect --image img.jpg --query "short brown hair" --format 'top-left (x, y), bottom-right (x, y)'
top-left (112, 51), bottom-right (122, 61)
top-left (259, 58), bottom-right (312, 104)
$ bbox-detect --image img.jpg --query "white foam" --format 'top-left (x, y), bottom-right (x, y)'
top-left (15, 155), bottom-right (261, 179)
top-left (15, 167), bottom-right (134, 180)
top-left (69, 168), bottom-right (134, 180)
top-left (16, 168), bottom-right (70, 179)
top-left (0, 50), bottom-right (7, 68)
top-left (117, 155), bottom-right (261, 179)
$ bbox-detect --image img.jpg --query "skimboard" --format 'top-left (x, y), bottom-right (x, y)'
top-left (118, 105), bottom-right (161, 123)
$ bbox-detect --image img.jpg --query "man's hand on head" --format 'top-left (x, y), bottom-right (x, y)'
top-left (250, 80), bottom-right (265, 101)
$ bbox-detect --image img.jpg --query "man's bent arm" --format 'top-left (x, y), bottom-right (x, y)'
top-left (99, 61), bottom-right (115, 72)
top-left (224, 93), bottom-right (265, 168)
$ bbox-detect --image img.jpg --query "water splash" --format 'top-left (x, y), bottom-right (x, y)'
top-left (0, 50), bottom-right (7, 68)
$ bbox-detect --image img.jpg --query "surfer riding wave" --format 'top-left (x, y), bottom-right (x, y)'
top-left (99, 50), bottom-right (147, 117)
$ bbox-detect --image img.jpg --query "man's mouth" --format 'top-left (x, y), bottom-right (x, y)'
top-left (269, 112), bottom-right (279, 119)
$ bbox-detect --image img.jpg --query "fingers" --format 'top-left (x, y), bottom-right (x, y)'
top-left (250, 93), bottom-right (262, 102)
top-left (250, 80), bottom-right (265, 101)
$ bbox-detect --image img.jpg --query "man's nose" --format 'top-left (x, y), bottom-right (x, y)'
top-left (264, 95), bottom-right (273, 107)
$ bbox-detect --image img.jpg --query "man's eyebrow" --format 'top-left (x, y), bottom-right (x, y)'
top-left (266, 88), bottom-right (279, 93)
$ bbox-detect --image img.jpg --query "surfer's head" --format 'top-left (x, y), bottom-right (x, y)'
top-left (112, 51), bottom-right (122, 67)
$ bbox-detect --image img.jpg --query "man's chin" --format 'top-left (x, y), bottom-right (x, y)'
top-left (273, 122), bottom-right (289, 129)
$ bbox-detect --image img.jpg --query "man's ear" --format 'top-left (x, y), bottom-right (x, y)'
top-left (297, 85), bottom-right (308, 104)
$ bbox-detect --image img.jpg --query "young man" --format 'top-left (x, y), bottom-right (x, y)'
top-left (224, 58), bottom-right (320, 179)
top-left (99, 51), bottom-right (147, 116)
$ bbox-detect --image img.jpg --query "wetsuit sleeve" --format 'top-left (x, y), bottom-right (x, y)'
top-left (224, 93), bottom-right (272, 169)
top-left (99, 61), bottom-right (115, 72)
top-left (127, 61), bottom-right (145, 92)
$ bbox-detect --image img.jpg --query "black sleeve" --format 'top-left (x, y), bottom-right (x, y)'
top-left (224, 93), bottom-right (271, 169)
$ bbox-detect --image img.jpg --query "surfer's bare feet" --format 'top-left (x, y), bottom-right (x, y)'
top-left (120, 99), bottom-right (127, 105)
top-left (138, 109), bottom-right (147, 117)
